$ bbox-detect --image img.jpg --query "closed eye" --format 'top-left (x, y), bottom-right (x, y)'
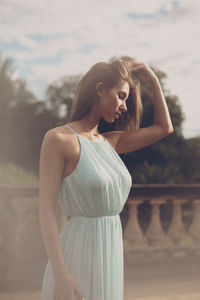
top-left (118, 93), bottom-right (128, 100)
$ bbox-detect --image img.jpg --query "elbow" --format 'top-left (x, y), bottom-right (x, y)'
top-left (164, 127), bottom-right (174, 135)
top-left (155, 124), bottom-right (174, 135)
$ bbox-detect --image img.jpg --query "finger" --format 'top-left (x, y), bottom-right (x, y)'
top-left (131, 61), bottom-right (144, 67)
top-left (131, 65), bottom-right (145, 71)
top-left (75, 286), bottom-right (84, 300)
top-left (131, 66), bottom-right (141, 75)
top-left (53, 290), bottom-right (56, 300)
top-left (131, 65), bottom-right (145, 79)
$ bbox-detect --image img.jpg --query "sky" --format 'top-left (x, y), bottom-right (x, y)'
top-left (0, 0), bottom-right (199, 139)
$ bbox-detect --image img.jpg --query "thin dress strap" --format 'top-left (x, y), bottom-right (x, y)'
top-left (64, 124), bottom-right (106, 142)
top-left (64, 124), bottom-right (79, 136)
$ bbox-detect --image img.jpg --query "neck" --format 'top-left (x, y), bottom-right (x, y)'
top-left (76, 111), bottom-right (102, 135)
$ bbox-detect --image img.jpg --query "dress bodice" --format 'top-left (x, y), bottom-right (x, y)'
top-left (58, 125), bottom-right (132, 217)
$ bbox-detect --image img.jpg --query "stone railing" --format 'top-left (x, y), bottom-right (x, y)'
top-left (123, 184), bottom-right (200, 262)
top-left (0, 184), bottom-right (200, 292)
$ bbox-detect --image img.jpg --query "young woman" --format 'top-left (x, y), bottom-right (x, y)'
top-left (39, 59), bottom-right (173, 300)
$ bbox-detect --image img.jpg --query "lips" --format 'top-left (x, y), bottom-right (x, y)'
top-left (115, 112), bottom-right (121, 118)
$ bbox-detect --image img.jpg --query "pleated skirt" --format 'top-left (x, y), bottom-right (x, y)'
top-left (40, 214), bottom-right (124, 300)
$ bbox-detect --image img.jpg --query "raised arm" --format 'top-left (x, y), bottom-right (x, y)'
top-left (104, 61), bottom-right (174, 154)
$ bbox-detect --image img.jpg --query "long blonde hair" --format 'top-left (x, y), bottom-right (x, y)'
top-left (68, 58), bottom-right (143, 131)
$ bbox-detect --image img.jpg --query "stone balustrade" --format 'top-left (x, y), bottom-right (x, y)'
top-left (123, 184), bottom-right (200, 262)
top-left (0, 183), bottom-right (200, 292)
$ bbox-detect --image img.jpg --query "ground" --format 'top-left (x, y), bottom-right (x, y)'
top-left (1, 255), bottom-right (200, 299)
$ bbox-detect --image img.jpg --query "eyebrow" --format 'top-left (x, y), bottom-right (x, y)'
top-left (119, 91), bottom-right (128, 99)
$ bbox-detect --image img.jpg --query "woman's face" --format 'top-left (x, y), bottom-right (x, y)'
top-left (97, 80), bottom-right (130, 123)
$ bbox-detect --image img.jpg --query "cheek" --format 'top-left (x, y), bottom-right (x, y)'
top-left (99, 92), bottom-right (118, 112)
top-left (106, 94), bottom-right (118, 108)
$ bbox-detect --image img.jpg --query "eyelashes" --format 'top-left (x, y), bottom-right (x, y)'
top-left (118, 93), bottom-right (125, 99)
top-left (118, 94), bottom-right (127, 101)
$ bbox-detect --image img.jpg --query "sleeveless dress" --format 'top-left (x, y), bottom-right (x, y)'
top-left (40, 124), bottom-right (132, 300)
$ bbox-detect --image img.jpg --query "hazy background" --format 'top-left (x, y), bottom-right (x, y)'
top-left (0, 0), bottom-right (199, 139)
top-left (0, 2), bottom-right (200, 299)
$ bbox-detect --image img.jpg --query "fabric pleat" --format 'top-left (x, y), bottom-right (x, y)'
top-left (40, 125), bottom-right (132, 300)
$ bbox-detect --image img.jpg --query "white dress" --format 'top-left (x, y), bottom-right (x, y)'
top-left (40, 124), bottom-right (132, 300)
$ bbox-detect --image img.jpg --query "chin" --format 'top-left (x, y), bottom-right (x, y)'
top-left (107, 114), bottom-right (117, 123)
top-left (106, 117), bottom-right (116, 124)
top-left (101, 113), bottom-right (116, 124)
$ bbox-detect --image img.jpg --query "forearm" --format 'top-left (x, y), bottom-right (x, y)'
top-left (39, 207), bottom-right (70, 277)
top-left (150, 76), bottom-right (173, 132)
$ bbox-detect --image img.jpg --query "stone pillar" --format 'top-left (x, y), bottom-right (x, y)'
top-left (124, 197), bottom-right (145, 253)
top-left (167, 198), bottom-right (187, 245)
top-left (145, 197), bottom-right (166, 246)
top-left (188, 198), bottom-right (200, 243)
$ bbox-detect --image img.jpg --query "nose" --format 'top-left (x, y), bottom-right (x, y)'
top-left (120, 101), bottom-right (127, 112)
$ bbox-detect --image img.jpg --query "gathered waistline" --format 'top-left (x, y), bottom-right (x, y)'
top-left (68, 214), bottom-right (119, 219)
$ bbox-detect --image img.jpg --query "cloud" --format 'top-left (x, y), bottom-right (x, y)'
top-left (0, 0), bottom-right (200, 138)
top-left (126, 1), bottom-right (180, 19)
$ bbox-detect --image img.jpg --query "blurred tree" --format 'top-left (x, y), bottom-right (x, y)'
top-left (0, 54), bottom-right (59, 172)
top-left (178, 136), bottom-right (200, 183)
top-left (45, 74), bottom-right (82, 121)
top-left (132, 160), bottom-right (183, 183)
top-left (0, 55), bottom-right (36, 163)
top-left (9, 101), bottom-right (59, 173)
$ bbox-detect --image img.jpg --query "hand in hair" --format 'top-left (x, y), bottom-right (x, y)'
top-left (130, 61), bottom-right (157, 84)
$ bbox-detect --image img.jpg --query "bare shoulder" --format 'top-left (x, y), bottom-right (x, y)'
top-left (41, 126), bottom-right (78, 157)
top-left (39, 126), bottom-right (78, 208)
top-left (42, 126), bottom-right (72, 145)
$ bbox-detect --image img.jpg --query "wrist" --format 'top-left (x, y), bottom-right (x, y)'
top-left (53, 267), bottom-right (70, 278)
top-left (54, 271), bottom-right (71, 281)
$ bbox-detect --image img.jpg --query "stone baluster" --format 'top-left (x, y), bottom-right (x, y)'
top-left (167, 197), bottom-right (187, 245)
top-left (124, 197), bottom-right (145, 253)
top-left (188, 198), bottom-right (200, 244)
top-left (145, 197), bottom-right (166, 246)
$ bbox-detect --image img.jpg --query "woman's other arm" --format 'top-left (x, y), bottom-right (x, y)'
top-left (39, 129), bottom-right (68, 276)
top-left (39, 129), bottom-right (83, 300)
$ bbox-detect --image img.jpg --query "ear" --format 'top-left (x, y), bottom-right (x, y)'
top-left (96, 82), bottom-right (105, 98)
